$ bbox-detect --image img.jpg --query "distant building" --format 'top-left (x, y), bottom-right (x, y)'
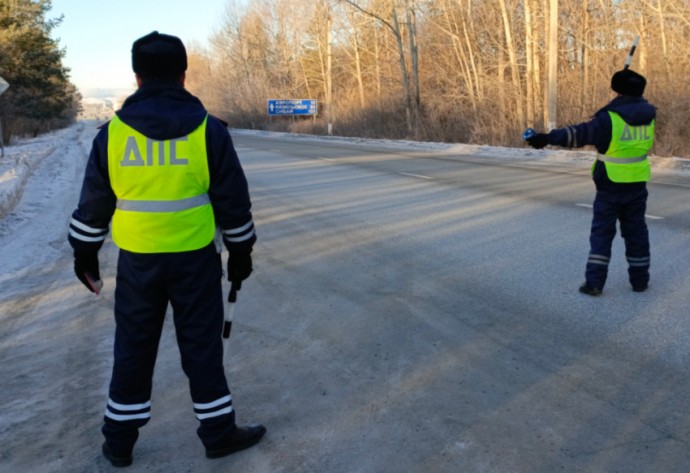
top-left (79, 98), bottom-right (115, 120)
top-left (78, 96), bottom-right (127, 120)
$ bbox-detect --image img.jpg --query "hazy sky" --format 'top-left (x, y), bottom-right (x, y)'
top-left (48, 0), bottom-right (231, 98)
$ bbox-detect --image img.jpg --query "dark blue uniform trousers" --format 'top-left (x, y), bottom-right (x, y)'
top-left (102, 243), bottom-right (236, 454)
top-left (586, 187), bottom-right (650, 290)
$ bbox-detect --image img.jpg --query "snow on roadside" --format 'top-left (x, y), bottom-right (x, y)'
top-left (230, 127), bottom-right (690, 176)
top-left (0, 143), bottom-right (54, 219)
top-left (0, 127), bottom-right (78, 219)
top-left (2, 124), bottom-right (690, 223)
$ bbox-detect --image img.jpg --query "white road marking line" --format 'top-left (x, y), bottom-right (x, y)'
top-left (575, 203), bottom-right (663, 220)
top-left (399, 172), bottom-right (432, 180)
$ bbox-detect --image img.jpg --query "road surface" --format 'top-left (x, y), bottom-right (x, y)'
top-left (2, 124), bottom-right (690, 472)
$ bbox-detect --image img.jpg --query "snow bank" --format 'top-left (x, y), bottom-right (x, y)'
top-left (0, 139), bottom-right (57, 219)
top-left (231, 128), bottom-right (690, 177)
top-left (2, 124), bottom-right (689, 220)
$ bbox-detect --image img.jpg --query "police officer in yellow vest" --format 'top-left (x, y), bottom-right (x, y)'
top-left (526, 69), bottom-right (656, 296)
top-left (68, 31), bottom-right (265, 466)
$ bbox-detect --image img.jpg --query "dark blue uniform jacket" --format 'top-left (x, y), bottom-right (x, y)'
top-left (547, 95), bottom-right (656, 192)
top-left (70, 80), bottom-right (255, 254)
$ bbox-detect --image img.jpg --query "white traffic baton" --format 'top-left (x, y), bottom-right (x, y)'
top-left (222, 281), bottom-right (239, 365)
top-left (623, 36), bottom-right (640, 70)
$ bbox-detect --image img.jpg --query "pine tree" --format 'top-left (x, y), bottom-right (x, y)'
top-left (0, 0), bottom-right (78, 145)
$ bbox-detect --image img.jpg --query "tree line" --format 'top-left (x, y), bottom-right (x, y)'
top-left (186, 0), bottom-right (690, 157)
top-left (0, 0), bottom-right (79, 145)
top-left (2, 1), bottom-right (684, 156)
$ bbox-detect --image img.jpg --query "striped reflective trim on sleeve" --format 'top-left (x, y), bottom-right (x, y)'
top-left (564, 126), bottom-right (578, 148)
top-left (193, 394), bottom-right (234, 420)
top-left (222, 220), bottom-right (256, 244)
top-left (105, 398), bottom-right (152, 422)
top-left (69, 218), bottom-right (109, 243)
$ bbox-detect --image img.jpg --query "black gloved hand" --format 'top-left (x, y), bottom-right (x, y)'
top-left (527, 133), bottom-right (549, 149)
top-left (74, 250), bottom-right (100, 293)
top-left (227, 252), bottom-right (252, 286)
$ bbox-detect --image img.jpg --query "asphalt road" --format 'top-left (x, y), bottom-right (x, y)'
top-left (2, 127), bottom-right (690, 473)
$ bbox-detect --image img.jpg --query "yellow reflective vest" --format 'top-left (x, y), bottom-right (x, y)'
top-left (107, 115), bottom-right (216, 253)
top-left (596, 111), bottom-right (654, 183)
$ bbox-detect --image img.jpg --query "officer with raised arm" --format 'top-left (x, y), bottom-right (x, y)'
top-left (526, 69), bottom-right (656, 296)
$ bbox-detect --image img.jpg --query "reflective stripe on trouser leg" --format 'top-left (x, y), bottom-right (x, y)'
top-left (627, 255), bottom-right (650, 268)
top-left (626, 254), bottom-right (650, 288)
top-left (585, 253), bottom-right (610, 289)
top-left (101, 398), bottom-right (150, 453)
top-left (587, 254), bottom-right (610, 266)
top-left (619, 187), bottom-right (650, 288)
top-left (586, 192), bottom-right (618, 288)
top-left (194, 395), bottom-right (237, 449)
top-left (194, 395), bottom-right (234, 420)
top-left (166, 244), bottom-right (237, 447)
top-left (103, 250), bottom-right (169, 451)
top-left (105, 399), bottom-right (152, 422)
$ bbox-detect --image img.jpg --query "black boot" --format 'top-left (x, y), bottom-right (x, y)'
top-left (102, 442), bottom-right (133, 467)
top-left (205, 424), bottom-right (267, 459)
top-left (579, 283), bottom-right (602, 296)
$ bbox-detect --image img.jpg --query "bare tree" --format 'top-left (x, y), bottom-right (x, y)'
top-left (194, 0), bottom-right (690, 155)
top-left (498, 0), bottom-right (525, 128)
top-left (340, 0), bottom-right (419, 135)
top-left (343, 8), bottom-right (367, 108)
top-left (545, 0), bottom-right (558, 131)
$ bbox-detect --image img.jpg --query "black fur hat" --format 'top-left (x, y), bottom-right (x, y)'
top-left (131, 31), bottom-right (187, 77)
top-left (611, 69), bottom-right (646, 97)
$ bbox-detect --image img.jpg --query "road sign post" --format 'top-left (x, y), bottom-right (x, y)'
top-left (0, 75), bottom-right (9, 158)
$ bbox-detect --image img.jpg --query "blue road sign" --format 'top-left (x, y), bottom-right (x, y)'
top-left (268, 99), bottom-right (317, 116)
